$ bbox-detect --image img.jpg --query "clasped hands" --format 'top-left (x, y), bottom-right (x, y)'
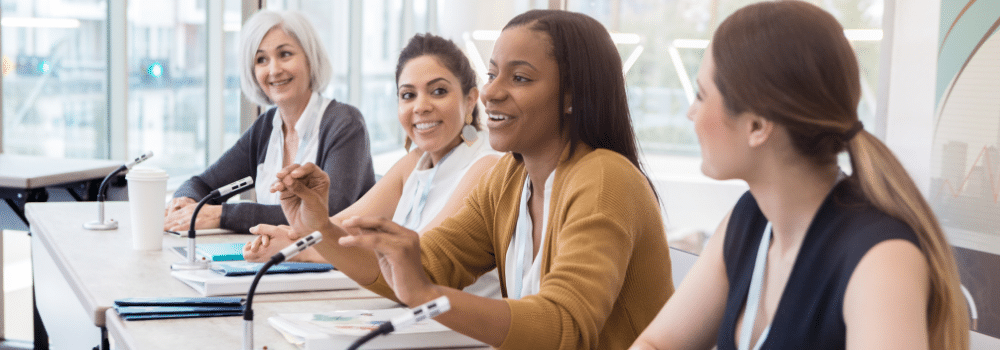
top-left (164, 197), bottom-right (221, 232)
top-left (245, 163), bottom-right (442, 306)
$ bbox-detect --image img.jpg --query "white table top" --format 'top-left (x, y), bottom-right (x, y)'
top-left (105, 298), bottom-right (490, 350)
top-left (0, 154), bottom-right (122, 189)
top-left (26, 201), bottom-right (380, 328)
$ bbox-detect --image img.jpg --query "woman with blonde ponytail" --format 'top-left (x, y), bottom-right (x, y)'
top-left (630, 1), bottom-right (968, 349)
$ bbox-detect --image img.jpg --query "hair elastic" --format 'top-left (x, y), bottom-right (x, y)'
top-left (842, 121), bottom-right (864, 141)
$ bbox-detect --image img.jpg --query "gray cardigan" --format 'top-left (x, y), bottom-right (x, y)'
top-left (173, 100), bottom-right (376, 232)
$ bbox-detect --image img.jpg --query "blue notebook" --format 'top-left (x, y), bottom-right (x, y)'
top-left (113, 299), bottom-right (245, 321)
top-left (120, 312), bottom-right (243, 321)
top-left (210, 262), bottom-right (336, 276)
top-left (115, 305), bottom-right (244, 316)
top-left (194, 243), bottom-right (246, 261)
top-left (114, 297), bottom-right (243, 307)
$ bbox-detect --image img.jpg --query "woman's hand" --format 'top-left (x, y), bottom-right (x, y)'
top-left (272, 163), bottom-right (334, 235)
top-left (163, 203), bottom-right (221, 232)
top-left (243, 224), bottom-right (300, 262)
top-left (165, 197), bottom-right (196, 217)
top-left (340, 216), bottom-right (440, 306)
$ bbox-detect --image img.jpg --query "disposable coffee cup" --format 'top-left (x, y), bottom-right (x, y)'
top-left (126, 167), bottom-right (169, 250)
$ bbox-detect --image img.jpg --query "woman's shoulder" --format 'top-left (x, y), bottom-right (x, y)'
top-left (319, 99), bottom-right (365, 126)
top-left (826, 180), bottom-right (918, 246)
top-left (564, 148), bottom-right (648, 185)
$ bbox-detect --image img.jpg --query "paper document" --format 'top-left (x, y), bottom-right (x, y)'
top-left (268, 308), bottom-right (486, 349)
top-left (171, 268), bottom-right (358, 296)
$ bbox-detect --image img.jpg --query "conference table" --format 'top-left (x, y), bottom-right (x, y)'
top-left (27, 201), bottom-right (432, 350)
top-left (1, 154), bottom-right (124, 349)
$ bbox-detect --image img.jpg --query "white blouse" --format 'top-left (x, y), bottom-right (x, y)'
top-left (392, 133), bottom-right (494, 231)
top-left (255, 92), bottom-right (331, 204)
top-left (504, 170), bottom-right (555, 300)
top-left (391, 133), bottom-right (502, 299)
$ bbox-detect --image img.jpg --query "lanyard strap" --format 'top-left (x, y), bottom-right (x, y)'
top-left (401, 147), bottom-right (457, 229)
top-left (512, 176), bottom-right (533, 300)
top-left (739, 222), bottom-right (773, 350)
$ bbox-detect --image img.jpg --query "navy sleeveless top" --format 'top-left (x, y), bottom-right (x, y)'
top-left (717, 179), bottom-right (919, 349)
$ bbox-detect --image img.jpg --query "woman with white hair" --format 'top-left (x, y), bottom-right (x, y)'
top-left (164, 10), bottom-right (375, 233)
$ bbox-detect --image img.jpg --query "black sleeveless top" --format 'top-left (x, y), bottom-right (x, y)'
top-left (717, 179), bottom-right (919, 349)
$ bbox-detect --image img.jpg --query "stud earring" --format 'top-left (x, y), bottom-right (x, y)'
top-left (567, 106), bottom-right (573, 114)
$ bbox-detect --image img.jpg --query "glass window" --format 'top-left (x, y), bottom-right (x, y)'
top-left (268, 0), bottom-right (546, 158)
top-left (568, 0), bottom-right (884, 156)
top-left (127, 0), bottom-right (208, 176)
top-left (1, 0), bottom-right (109, 341)
top-left (2, 0), bottom-right (109, 159)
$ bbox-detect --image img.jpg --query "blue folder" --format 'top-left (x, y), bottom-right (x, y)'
top-left (209, 261), bottom-right (336, 276)
top-left (114, 297), bottom-right (243, 307)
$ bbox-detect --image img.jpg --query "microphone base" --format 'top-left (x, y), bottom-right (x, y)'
top-left (170, 260), bottom-right (211, 270)
top-left (83, 220), bottom-right (119, 230)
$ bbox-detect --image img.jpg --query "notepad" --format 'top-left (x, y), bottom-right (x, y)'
top-left (268, 308), bottom-right (486, 349)
top-left (210, 262), bottom-right (335, 276)
top-left (171, 269), bottom-right (358, 296)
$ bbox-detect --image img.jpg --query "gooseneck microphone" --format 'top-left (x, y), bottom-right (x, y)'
top-left (170, 176), bottom-right (253, 271)
top-left (83, 151), bottom-right (154, 230)
top-left (347, 296), bottom-right (452, 350)
top-left (242, 232), bottom-right (323, 350)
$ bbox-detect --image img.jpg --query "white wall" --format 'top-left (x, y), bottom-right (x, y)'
top-left (885, 1), bottom-right (999, 347)
top-left (883, 0), bottom-right (939, 194)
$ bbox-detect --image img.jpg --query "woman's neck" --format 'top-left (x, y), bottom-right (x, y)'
top-left (427, 136), bottom-right (464, 168)
top-left (520, 138), bottom-right (570, 192)
top-left (746, 158), bottom-right (840, 259)
top-left (277, 92), bottom-right (313, 131)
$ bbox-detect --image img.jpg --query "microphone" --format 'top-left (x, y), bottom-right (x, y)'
top-left (270, 230), bottom-right (322, 263)
top-left (170, 176), bottom-right (254, 271)
top-left (83, 151), bottom-right (154, 230)
top-left (241, 232), bottom-right (323, 350)
top-left (347, 296), bottom-right (452, 350)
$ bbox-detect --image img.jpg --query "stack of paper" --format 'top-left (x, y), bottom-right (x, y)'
top-left (171, 264), bottom-right (358, 296)
top-left (268, 309), bottom-right (486, 349)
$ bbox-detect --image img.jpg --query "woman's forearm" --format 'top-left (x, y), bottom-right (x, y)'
top-left (312, 219), bottom-right (382, 285)
top-left (414, 285), bottom-right (511, 348)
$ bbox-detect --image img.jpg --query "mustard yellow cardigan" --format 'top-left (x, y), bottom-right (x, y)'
top-left (364, 145), bottom-right (674, 349)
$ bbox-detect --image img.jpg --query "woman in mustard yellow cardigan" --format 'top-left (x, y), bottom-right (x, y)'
top-left (270, 10), bottom-right (673, 350)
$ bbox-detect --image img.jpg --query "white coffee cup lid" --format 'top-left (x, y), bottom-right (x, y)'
top-left (126, 166), bottom-right (168, 180)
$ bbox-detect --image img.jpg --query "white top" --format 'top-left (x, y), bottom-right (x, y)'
top-left (504, 170), bottom-right (555, 300)
top-left (255, 92), bottom-right (331, 204)
top-left (392, 133), bottom-right (494, 232)
top-left (392, 133), bottom-right (502, 299)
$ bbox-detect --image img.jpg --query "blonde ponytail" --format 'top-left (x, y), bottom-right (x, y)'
top-left (848, 131), bottom-right (969, 350)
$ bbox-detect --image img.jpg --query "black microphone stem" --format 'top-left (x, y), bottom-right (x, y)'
top-left (187, 194), bottom-right (216, 240)
top-left (242, 257), bottom-right (277, 350)
top-left (95, 165), bottom-right (126, 202)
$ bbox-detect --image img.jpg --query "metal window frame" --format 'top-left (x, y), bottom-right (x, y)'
top-left (207, 0), bottom-right (226, 162)
top-left (108, 0), bottom-right (128, 161)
